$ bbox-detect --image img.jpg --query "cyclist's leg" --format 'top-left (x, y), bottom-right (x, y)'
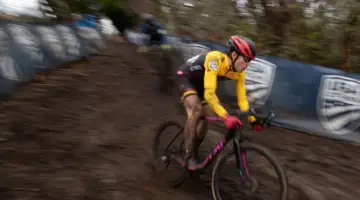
top-left (138, 34), bottom-right (150, 52)
top-left (194, 102), bottom-right (217, 161)
top-left (182, 94), bottom-right (202, 163)
top-left (177, 74), bottom-right (202, 167)
top-left (158, 33), bottom-right (171, 49)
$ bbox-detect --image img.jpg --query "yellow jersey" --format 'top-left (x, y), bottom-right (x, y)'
top-left (178, 50), bottom-right (254, 122)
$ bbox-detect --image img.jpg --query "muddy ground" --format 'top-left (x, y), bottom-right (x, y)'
top-left (0, 39), bottom-right (359, 200)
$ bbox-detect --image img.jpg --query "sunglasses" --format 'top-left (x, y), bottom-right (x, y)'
top-left (243, 56), bottom-right (252, 63)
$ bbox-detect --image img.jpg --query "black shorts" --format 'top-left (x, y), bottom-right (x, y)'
top-left (177, 73), bottom-right (207, 105)
top-left (149, 33), bottom-right (162, 45)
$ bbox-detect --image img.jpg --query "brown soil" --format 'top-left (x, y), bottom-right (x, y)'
top-left (0, 39), bottom-right (359, 200)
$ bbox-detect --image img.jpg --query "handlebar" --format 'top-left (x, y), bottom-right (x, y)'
top-left (204, 109), bottom-right (275, 128)
top-left (235, 108), bottom-right (275, 120)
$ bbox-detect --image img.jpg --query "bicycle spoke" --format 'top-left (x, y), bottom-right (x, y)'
top-left (164, 129), bottom-right (183, 151)
top-left (152, 121), bottom-right (188, 187)
top-left (212, 143), bottom-right (288, 200)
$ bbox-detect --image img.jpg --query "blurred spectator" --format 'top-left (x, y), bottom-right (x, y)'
top-left (105, 8), bottom-right (135, 39)
top-left (138, 13), bottom-right (170, 52)
top-left (73, 13), bottom-right (98, 28)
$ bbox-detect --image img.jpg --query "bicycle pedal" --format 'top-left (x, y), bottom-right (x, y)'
top-left (160, 155), bottom-right (169, 162)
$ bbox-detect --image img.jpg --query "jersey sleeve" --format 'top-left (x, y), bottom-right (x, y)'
top-left (203, 52), bottom-right (228, 118)
top-left (235, 72), bottom-right (256, 123)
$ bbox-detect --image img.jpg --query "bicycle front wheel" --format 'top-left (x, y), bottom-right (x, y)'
top-left (211, 142), bottom-right (288, 200)
top-left (152, 121), bottom-right (187, 186)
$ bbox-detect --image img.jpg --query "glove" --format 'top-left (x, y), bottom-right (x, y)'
top-left (223, 115), bottom-right (243, 129)
top-left (160, 44), bottom-right (171, 49)
top-left (251, 120), bottom-right (263, 132)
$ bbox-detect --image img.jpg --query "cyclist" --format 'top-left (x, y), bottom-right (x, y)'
top-left (176, 35), bottom-right (263, 168)
top-left (138, 13), bottom-right (170, 52)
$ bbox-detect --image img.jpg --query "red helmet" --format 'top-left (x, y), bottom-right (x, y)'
top-left (227, 35), bottom-right (256, 60)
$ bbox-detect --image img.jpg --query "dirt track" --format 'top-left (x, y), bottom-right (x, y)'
top-left (0, 39), bottom-right (359, 200)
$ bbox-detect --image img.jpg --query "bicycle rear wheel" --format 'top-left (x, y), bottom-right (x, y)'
top-left (152, 121), bottom-right (188, 187)
top-left (211, 142), bottom-right (288, 200)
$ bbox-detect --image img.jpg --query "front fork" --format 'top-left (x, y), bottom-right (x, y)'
top-left (233, 137), bottom-right (258, 194)
top-left (233, 137), bottom-right (250, 181)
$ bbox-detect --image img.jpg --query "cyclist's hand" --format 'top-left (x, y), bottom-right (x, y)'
top-left (223, 115), bottom-right (243, 129)
top-left (251, 120), bottom-right (263, 132)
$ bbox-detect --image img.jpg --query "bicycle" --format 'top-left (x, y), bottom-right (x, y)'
top-left (152, 110), bottom-right (288, 200)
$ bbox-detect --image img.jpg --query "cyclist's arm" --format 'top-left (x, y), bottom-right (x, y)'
top-left (203, 56), bottom-right (228, 118)
top-left (236, 72), bottom-right (256, 123)
top-left (153, 21), bottom-right (164, 30)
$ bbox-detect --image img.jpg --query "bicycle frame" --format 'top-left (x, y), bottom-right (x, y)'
top-left (233, 132), bottom-right (251, 179)
top-left (169, 117), bottom-right (250, 174)
top-left (172, 137), bottom-right (228, 172)
top-left (165, 109), bottom-right (274, 177)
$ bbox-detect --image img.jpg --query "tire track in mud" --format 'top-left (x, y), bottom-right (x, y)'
top-left (0, 38), bottom-right (358, 200)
